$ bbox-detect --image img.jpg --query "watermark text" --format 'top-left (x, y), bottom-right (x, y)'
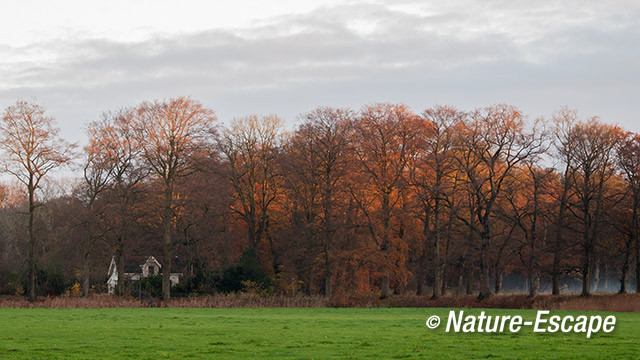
top-left (425, 310), bottom-right (616, 338)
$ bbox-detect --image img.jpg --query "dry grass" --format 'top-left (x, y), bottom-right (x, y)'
top-left (532, 293), bottom-right (640, 312)
top-left (0, 294), bottom-right (328, 308)
top-left (336, 293), bottom-right (640, 312)
top-left (1, 293), bottom-right (639, 311)
top-left (381, 294), bottom-right (536, 309)
top-left (166, 294), bottom-right (328, 308)
top-left (0, 294), bottom-right (150, 308)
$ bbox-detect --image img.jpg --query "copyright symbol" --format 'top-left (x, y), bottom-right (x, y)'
top-left (426, 315), bottom-right (440, 329)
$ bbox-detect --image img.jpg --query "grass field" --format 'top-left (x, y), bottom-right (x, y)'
top-left (0, 307), bottom-right (638, 359)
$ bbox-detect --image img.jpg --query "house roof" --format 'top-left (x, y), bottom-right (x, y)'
top-left (124, 265), bottom-right (140, 273)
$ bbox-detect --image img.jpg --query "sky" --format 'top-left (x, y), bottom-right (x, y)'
top-left (1, 0), bottom-right (639, 145)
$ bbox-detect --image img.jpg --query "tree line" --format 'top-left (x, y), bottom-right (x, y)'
top-left (0, 98), bottom-right (638, 301)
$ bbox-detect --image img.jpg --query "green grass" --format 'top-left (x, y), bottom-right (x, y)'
top-left (0, 307), bottom-right (638, 359)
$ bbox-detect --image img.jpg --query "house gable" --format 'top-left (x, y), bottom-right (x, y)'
top-left (141, 256), bottom-right (162, 277)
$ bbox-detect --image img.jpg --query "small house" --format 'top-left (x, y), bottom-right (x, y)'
top-left (107, 255), bottom-right (183, 294)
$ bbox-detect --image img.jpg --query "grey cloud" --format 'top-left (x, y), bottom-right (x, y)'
top-left (3, 4), bottom-right (522, 89)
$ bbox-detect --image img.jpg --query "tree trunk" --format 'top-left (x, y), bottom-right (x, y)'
top-left (465, 209), bottom-right (474, 296)
top-left (478, 226), bottom-right (492, 300)
top-left (322, 188), bottom-right (333, 299)
top-left (381, 276), bottom-right (391, 299)
top-left (552, 272), bottom-right (560, 295)
top-left (529, 176), bottom-right (539, 298)
top-left (603, 263), bottom-right (608, 292)
top-left (82, 209), bottom-right (97, 298)
top-left (323, 248), bottom-right (333, 298)
top-left (637, 237), bottom-right (640, 293)
top-left (380, 192), bottom-right (392, 299)
top-left (418, 207), bottom-right (430, 297)
top-left (432, 262), bottom-right (442, 299)
top-left (529, 271), bottom-right (538, 298)
top-left (494, 269), bottom-right (503, 294)
top-left (432, 198), bottom-right (442, 299)
top-left (117, 239), bottom-right (125, 296)
top-left (581, 246), bottom-right (592, 297)
top-left (416, 277), bottom-right (424, 296)
top-left (581, 178), bottom-right (592, 297)
top-left (268, 227), bottom-right (280, 276)
top-left (633, 191), bottom-right (640, 294)
top-left (465, 264), bottom-right (474, 295)
top-left (82, 240), bottom-right (91, 297)
top-left (441, 272), bottom-right (447, 296)
top-left (592, 261), bottom-right (600, 293)
top-left (441, 228), bottom-right (451, 296)
top-left (636, 244), bottom-right (640, 293)
top-left (618, 243), bottom-right (632, 294)
top-left (162, 184), bottom-right (174, 301)
top-left (552, 169), bottom-right (571, 295)
top-left (304, 269), bottom-right (312, 296)
top-left (324, 273), bottom-right (332, 299)
top-left (247, 220), bottom-right (256, 249)
top-left (28, 180), bottom-right (37, 302)
top-left (583, 170), bottom-right (605, 297)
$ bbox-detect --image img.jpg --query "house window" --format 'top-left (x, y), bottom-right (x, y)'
top-left (148, 266), bottom-right (155, 275)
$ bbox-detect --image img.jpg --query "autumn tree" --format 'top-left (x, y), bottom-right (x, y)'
top-left (133, 97), bottom-right (216, 300)
top-left (349, 103), bottom-right (421, 298)
top-left (282, 107), bottom-right (352, 297)
top-left (216, 114), bottom-right (284, 260)
top-left (455, 104), bottom-right (545, 299)
top-left (86, 108), bottom-right (147, 295)
top-left (0, 100), bottom-right (75, 301)
top-left (411, 105), bottom-right (462, 298)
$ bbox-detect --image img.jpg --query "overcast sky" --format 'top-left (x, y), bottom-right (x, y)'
top-left (1, 0), bottom-right (639, 144)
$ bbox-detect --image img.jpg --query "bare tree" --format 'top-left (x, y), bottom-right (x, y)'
top-left (550, 107), bottom-right (579, 295)
top-left (0, 100), bottom-right (75, 301)
top-left (564, 117), bottom-right (621, 296)
top-left (502, 163), bottom-right (554, 297)
top-left (616, 131), bottom-right (640, 293)
top-left (455, 104), bottom-right (545, 299)
top-left (78, 132), bottom-right (113, 296)
top-left (216, 114), bottom-right (284, 254)
top-left (133, 97), bottom-right (216, 300)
